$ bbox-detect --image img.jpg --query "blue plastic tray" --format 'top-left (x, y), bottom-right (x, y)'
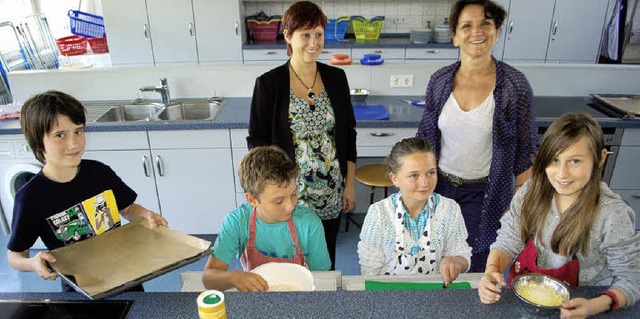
top-left (353, 105), bottom-right (390, 120)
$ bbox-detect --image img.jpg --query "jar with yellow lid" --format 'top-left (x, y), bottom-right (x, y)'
top-left (197, 290), bottom-right (226, 319)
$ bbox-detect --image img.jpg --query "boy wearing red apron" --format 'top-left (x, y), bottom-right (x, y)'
top-left (202, 146), bottom-right (331, 292)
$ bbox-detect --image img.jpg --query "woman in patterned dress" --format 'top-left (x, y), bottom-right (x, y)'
top-left (247, 1), bottom-right (356, 270)
top-left (358, 137), bottom-right (471, 285)
top-left (416, 0), bottom-right (537, 272)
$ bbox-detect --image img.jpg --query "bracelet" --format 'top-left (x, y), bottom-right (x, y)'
top-left (488, 262), bottom-right (501, 271)
top-left (601, 290), bottom-right (620, 312)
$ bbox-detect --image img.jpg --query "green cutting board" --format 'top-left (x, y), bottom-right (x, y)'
top-left (365, 281), bottom-right (472, 291)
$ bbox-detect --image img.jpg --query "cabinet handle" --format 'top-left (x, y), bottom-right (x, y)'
top-left (155, 155), bottom-right (165, 177)
top-left (321, 50), bottom-right (330, 54)
top-left (552, 21), bottom-right (558, 35)
top-left (265, 51), bottom-right (277, 55)
top-left (374, 50), bottom-right (384, 53)
top-left (142, 156), bottom-right (151, 177)
top-left (235, 21), bottom-right (239, 35)
top-left (143, 24), bottom-right (149, 38)
top-left (188, 22), bottom-right (194, 36)
top-left (425, 50), bottom-right (440, 54)
top-left (370, 132), bottom-right (394, 137)
top-left (508, 20), bottom-right (513, 34)
top-left (606, 151), bottom-right (615, 155)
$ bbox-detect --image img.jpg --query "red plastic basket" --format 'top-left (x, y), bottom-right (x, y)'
top-left (87, 37), bottom-right (109, 53)
top-left (56, 35), bottom-right (87, 56)
top-left (247, 20), bottom-right (280, 42)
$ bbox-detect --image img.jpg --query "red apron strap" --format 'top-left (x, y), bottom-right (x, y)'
top-left (508, 238), bottom-right (579, 287)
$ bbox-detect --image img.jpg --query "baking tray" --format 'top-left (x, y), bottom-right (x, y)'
top-left (591, 94), bottom-right (640, 118)
top-left (47, 219), bottom-right (211, 299)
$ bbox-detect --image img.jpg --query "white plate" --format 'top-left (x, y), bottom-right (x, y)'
top-left (250, 262), bottom-right (315, 291)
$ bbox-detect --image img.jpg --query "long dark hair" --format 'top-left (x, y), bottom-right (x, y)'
top-left (520, 113), bottom-right (605, 256)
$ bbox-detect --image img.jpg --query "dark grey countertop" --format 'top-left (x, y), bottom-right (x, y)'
top-left (1, 287), bottom-right (638, 318)
top-left (0, 96), bottom-right (638, 135)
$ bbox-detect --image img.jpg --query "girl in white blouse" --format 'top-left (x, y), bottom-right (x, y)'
top-left (357, 137), bottom-right (471, 286)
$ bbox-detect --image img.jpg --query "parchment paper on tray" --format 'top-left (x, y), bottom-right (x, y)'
top-left (48, 219), bottom-right (211, 299)
top-left (591, 94), bottom-right (640, 117)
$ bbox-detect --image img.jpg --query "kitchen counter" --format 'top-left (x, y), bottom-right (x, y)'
top-left (0, 96), bottom-right (638, 135)
top-left (1, 287), bottom-right (638, 318)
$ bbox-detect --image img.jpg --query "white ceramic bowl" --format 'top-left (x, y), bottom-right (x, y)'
top-left (250, 262), bottom-right (315, 292)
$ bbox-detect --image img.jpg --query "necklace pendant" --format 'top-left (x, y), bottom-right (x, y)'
top-left (307, 90), bottom-right (316, 101)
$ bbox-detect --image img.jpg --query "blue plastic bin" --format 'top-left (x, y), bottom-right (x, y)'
top-left (325, 17), bottom-right (349, 41)
top-left (68, 10), bottom-right (106, 38)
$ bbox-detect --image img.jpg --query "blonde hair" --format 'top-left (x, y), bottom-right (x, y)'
top-left (239, 146), bottom-right (298, 197)
top-left (520, 113), bottom-right (605, 256)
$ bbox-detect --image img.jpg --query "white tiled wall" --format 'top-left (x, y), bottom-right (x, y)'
top-left (243, 0), bottom-right (456, 33)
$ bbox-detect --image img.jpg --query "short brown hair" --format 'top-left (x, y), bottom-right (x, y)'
top-left (239, 146), bottom-right (299, 197)
top-left (449, 0), bottom-right (506, 34)
top-left (20, 90), bottom-right (86, 163)
top-left (282, 1), bottom-right (327, 56)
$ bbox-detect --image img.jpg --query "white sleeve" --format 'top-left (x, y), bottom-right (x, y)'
top-left (358, 201), bottom-right (390, 275)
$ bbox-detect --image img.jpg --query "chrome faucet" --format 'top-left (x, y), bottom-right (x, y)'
top-left (139, 77), bottom-right (171, 105)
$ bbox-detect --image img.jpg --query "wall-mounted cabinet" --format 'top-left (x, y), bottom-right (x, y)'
top-left (499, 0), bottom-right (608, 63)
top-left (102, 0), bottom-right (242, 66)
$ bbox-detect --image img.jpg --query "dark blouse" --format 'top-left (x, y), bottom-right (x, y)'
top-left (417, 60), bottom-right (537, 253)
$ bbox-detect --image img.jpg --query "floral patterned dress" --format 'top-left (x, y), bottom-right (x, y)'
top-left (288, 89), bottom-right (343, 220)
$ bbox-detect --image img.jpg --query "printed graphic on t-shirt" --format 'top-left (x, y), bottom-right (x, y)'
top-left (46, 190), bottom-right (121, 245)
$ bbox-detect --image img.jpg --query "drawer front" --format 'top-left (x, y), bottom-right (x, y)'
top-left (243, 49), bottom-right (288, 61)
top-left (351, 48), bottom-right (405, 60)
top-left (405, 48), bottom-right (459, 60)
top-left (148, 130), bottom-right (230, 149)
top-left (230, 129), bottom-right (249, 149)
top-left (86, 131), bottom-right (149, 151)
top-left (610, 146), bottom-right (640, 189)
top-left (611, 189), bottom-right (640, 230)
top-left (356, 128), bottom-right (416, 157)
top-left (622, 128), bottom-right (640, 146)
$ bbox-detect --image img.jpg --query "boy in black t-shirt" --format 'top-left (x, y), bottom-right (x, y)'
top-left (6, 90), bottom-right (168, 291)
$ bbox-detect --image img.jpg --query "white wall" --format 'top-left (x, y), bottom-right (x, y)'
top-left (7, 62), bottom-right (640, 102)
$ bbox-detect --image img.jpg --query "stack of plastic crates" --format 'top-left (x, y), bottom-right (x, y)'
top-left (246, 11), bottom-right (282, 42)
top-left (325, 16), bottom-right (350, 41)
top-left (352, 16), bottom-right (385, 42)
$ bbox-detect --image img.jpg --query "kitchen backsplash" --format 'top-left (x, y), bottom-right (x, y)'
top-left (243, 0), bottom-right (457, 33)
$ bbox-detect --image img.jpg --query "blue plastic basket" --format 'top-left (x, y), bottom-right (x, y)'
top-left (325, 17), bottom-right (349, 41)
top-left (68, 10), bottom-right (106, 38)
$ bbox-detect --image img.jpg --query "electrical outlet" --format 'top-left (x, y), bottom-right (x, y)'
top-left (390, 75), bottom-right (414, 88)
top-left (393, 17), bottom-right (407, 24)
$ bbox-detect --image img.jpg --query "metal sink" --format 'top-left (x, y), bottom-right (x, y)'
top-left (156, 99), bottom-right (223, 121)
top-left (94, 104), bottom-right (165, 122)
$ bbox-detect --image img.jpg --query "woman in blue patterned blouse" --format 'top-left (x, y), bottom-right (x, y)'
top-left (416, 0), bottom-right (537, 272)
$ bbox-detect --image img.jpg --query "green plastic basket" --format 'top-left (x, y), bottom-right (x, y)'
top-left (352, 16), bottom-right (385, 42)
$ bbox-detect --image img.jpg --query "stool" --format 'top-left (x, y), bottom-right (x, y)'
top-left (344, 164), bottom-right (394, 233)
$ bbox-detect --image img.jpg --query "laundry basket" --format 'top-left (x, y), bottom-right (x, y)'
top-left (68, 9), bottom-right (106, 38)
top-left (352, 16), bottom-right (385, 42)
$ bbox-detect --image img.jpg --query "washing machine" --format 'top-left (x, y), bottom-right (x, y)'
top-left (0, 134), bottom-right (45, 249)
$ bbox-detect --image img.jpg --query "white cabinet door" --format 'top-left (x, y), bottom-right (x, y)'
top-left (491, 0), bottom-right (511, 60)
top-left (146, 0), bottom-right (198, 65)
top-left (502, 0), bottom-right (554, 62)
top-left (101, 0), bottom-right (154, 66)
top-left (152, 148), bottom-right (235, 235)
top-left (545, 0), bottom-right (608, 63)
top-left (83, 150), bottom-right (161, 215)
top-left (193, 0), bottom-right (242, 63)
